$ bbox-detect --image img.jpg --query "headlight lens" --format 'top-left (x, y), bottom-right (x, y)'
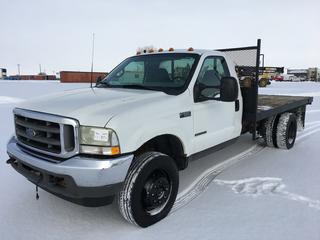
top-left (79, 126), bottom-right (120, 155)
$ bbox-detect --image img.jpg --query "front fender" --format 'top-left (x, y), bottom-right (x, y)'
top-left (108, 113), bottom-right (193, 156)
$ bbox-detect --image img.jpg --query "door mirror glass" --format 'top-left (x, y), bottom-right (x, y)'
top-left (220, 76), bottom-right (238, 102)
top-left (194, 56), bottom-right (231, 102)
top-left (194, 83), bottom-right (220, 101)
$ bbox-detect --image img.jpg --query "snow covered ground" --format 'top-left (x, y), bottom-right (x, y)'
top-left (0, 81), bottom-right (320, 240)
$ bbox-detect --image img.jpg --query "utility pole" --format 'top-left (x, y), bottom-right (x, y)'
top-left (90, 33), bottom-right (95, 88)
top-left (260, 54), bottom-right (265, 67)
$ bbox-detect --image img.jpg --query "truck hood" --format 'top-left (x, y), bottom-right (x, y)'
top-left (18, 87), bottom-right (167, 127)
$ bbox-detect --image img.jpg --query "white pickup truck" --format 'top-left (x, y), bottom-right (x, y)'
top-left (6, 40), bottom-right (313, 227)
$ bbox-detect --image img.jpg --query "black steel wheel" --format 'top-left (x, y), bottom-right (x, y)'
top-left (142, 169), bottom-right (172, 215)
top-left (118, 152), bottom-right (179, 227)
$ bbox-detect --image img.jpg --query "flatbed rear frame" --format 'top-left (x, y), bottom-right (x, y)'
top-left (217, 39), bottom-right (313, 139)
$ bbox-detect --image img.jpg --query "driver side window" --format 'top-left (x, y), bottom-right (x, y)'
top-left (196, 56), bottom-right (230, 98)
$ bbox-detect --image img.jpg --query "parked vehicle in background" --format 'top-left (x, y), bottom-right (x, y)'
top-left (258, 77), bottom-right (270, 87)
top-left (6, 40), bottom-right (313, 227)
top-left (273, 75), bottom-right (284, 81)
top-left (291, 76), bottom-right (301, 82)
top-left (258, 67), bottom-right (284, 87)
top-left (281, 74), bottom-right (296, 81)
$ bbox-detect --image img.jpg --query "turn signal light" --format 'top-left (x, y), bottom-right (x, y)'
top-left (111, 146), bottom-right (120, 155)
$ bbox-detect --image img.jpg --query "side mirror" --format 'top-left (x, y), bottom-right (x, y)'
top-left (220, 77), bottom-right (238, 102)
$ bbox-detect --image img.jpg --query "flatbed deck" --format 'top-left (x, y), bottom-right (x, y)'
top-left (256, 94), bottom-right (313, 121)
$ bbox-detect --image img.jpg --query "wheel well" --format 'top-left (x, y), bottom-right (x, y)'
top-left (135, 134), bottom-right (188, 170)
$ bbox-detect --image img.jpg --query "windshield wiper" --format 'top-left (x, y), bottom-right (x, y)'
top-left (119, 84), bottom-right (162, 91)
top-left (96, 82), bottom-right (170, 94)
top-left (96, 81), bottom-right (111, 88)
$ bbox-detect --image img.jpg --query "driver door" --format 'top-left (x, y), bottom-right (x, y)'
top-left (192, 56), bottom-right (238, 153)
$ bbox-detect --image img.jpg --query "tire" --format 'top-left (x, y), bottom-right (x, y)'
top-left (259, 78), bottom-right (268, 87)
top-left (262, 115), bottom-right (277, 147)
top-left (276, 113), bottom-right (297, 149)
top-left (118, 152), bottom-right (179, 227)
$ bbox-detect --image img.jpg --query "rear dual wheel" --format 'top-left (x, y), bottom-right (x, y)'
top-left (276, 113), bottom-right (297, 149)
top-left (262, 112), bottom-right (297, 149)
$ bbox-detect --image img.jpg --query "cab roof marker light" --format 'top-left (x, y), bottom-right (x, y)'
top-left (188, 47), bottom-right (194, 51)
top-left (158, 48), bottom-right (164, 52)
top-left (168, 47), bottom-right (174, 52)
top-left (136, 46), bottom-right (156, 55)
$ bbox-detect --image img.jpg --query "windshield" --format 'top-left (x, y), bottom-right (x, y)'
top-left (97, 53), bottom-right (200, 95)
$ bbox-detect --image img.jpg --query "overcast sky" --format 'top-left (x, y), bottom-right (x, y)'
top-left (1, 0), bottom-right (320, 75)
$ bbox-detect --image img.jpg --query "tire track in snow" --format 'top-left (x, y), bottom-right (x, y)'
top-left (171, 144), bottom-right (265, 212)
top-left (171, 123), bottom-right (320, 213)
top-left (305, 121), bottom-right (320, 127)
top-left (297, 122), bottom-right (320, 142)
top-left (214, 177), bottom-right (320, 211)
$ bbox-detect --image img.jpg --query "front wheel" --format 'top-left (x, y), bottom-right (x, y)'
top-left (118, 152), bottom-right (179, 227)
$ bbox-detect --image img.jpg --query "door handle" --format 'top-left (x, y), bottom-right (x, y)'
top-left (235, 100), bottom-right (240, 112)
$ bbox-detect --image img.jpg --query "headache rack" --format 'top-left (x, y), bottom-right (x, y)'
top-left (217, 39), bottom-right (261, 139)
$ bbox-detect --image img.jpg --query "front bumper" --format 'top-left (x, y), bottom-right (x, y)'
top-left (6, 137), bottom-right (133, 206)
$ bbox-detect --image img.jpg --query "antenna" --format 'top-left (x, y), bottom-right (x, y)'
top-left (90, 33), bottom-right (95, 88)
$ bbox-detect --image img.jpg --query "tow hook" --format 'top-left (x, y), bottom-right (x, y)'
top-left (6, 158), bottom-right (16, 164)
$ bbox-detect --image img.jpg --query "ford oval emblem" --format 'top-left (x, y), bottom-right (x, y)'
top-left (26, 128), bottom-right (37, 137)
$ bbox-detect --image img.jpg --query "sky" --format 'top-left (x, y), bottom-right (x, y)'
top-left (1, 0), bottom-right (320, 75)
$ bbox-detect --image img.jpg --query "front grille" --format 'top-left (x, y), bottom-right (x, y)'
top-left (15, 115), bottom-right (62, 153)
top-left (14, 108), bottom-right (79, 159)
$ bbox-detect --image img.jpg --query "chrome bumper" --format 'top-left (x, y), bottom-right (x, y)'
top-left (6, 137), bottom-right (133, 187)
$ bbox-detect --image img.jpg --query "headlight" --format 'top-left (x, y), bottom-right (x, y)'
top-left (79, 126), bottom-right (120, 155)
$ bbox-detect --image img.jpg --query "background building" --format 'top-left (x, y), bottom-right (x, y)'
top-left (8, 74), bottom-right (56, 80)
top-left (308, 68), bottom-right (320, 82)
top-left (0, 68), bottom-right (7, 79)
top-left (60, 71), bottom-right (107, 83)
top-left (287, 69), bottom-right (308, 81)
